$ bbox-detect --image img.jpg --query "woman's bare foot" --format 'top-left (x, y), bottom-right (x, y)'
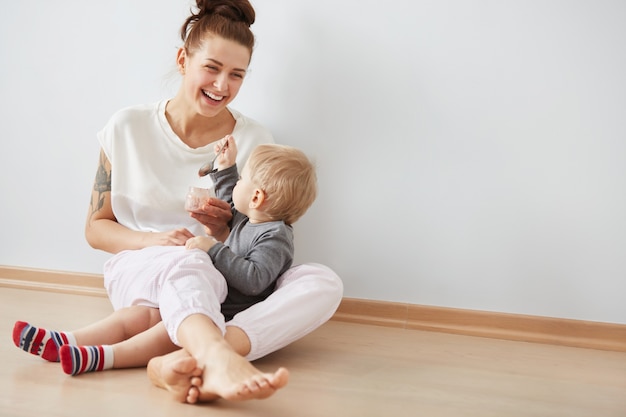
top-left (147, 350), bottom-right (204, 403)
top-left (160, 315), bottom-right (289, 403)
top-left (149, 346), bottom-right (288, 403)
top-left (188, 376), bottom-right (220, 403)
top-left (195, 339), bottom-right (289, 401)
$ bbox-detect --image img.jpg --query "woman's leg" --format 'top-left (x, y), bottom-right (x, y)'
top-left (148, 349), bottom-right (204, 403)
top-left (227, 263), bottom-right (343, 360)
top-left (150, 249), bottom-right (290, 402)
top-left (146, 262), bottom-right (342, 401)
top-left (176, 313), bottom-right (289, 402)
top-left (109, 247), bottom-right (228, 370)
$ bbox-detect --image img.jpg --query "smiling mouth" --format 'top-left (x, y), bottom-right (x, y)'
top-left (203, 90), bottom-right (224, 102)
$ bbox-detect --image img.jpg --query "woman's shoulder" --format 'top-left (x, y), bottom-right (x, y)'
top-left (98, 101), bottom-right (164, 150)
top-left (106, 101), bottom-right (162, 125)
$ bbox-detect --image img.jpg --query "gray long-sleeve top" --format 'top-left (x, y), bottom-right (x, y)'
top-left (209, 165), bottom-right (294, 320)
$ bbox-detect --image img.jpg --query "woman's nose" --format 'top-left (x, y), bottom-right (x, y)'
top-left (213, 73), bottom-right (228, 90)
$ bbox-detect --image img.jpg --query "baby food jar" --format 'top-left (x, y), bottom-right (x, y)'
top-left (184, 186), bottom-right (216, 212)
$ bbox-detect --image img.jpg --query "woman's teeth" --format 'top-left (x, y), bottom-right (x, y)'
top-left (203, 90), bottom-right (224, 101)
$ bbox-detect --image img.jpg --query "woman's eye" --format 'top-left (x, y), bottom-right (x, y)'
top-left (231, 73), bottom-right (244, 79)
top-left (206, 66), bottom-right (219, 72)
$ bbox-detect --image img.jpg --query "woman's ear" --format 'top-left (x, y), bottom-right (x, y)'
top-left (249, 188), bottom-right (266, 209)
top-left (176, 47), bottom-right (187, 75)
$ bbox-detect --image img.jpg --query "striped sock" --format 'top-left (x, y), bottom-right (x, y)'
top-left (12, 321), bottom-right (76, 362)
top-left (59, 345), bottom-right (114, 376)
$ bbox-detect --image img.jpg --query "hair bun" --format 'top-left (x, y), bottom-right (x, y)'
top-left (196, 0), bottom-right (255, 26)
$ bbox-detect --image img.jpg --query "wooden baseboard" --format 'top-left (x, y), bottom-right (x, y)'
top-left (2, 265), bottom-right (625, 352)
top-left (0, 265), bottom-right (107, 297)
top-left (334, 298), bottom-right (626, 353)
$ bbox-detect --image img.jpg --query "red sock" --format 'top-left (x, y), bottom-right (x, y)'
top-left (59, 345), bottom-right (114, 376)
top-left (12, 321), bottom-right (72, 362)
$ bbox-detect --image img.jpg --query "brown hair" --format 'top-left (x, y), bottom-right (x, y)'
top-left (180, 0), bottom-right (255, 58)
top-left (246, 144), bottom-right (318, 225)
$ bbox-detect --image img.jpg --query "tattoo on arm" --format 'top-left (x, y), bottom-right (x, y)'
top-left (90, 152), bottom-right (112, 218)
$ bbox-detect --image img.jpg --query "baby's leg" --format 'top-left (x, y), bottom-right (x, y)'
top-left (110, 321), bottom-right (178, 368)
top-left (60, 320), bottom-right (179, 376)
top-left (16, 308), bottom-right (172, 376)
top-left (72, 305), bottom-right (162, 345)
top-left (13, 305), bottom-right (161, 364)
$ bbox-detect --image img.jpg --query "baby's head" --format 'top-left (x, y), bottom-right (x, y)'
top-left (240, 144), bottom-right (317, 225)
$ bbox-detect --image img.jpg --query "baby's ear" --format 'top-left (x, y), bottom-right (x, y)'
top-left (249, 188), bottom-right (266, 208)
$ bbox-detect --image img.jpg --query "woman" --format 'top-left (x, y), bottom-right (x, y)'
top-left (85, 0), bottom-right (343, 403)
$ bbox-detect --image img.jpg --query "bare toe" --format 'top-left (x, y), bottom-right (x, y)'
top-left (147, 353), bottom-right (201, 403)
top-left (186, 386), bottom-right (200, 404)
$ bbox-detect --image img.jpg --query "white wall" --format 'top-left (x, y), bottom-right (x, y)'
top-left (1, 1), bottom-right (625, 324)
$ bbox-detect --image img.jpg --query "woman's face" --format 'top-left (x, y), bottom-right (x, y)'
top-left (179, 36), bottom-right (250, 118)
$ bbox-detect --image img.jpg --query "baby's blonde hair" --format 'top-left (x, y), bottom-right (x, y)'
top-left (246, 144), bottom-right (317, 225)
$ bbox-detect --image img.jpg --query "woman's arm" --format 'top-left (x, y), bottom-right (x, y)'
top-left (84, 149), bottom-right (195, 254)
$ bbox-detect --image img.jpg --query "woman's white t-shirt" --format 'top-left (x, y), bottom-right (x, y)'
top-left (97, 100), bottom-right (274, 237)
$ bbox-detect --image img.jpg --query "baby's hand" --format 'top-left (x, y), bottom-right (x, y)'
top-left (215, 135), bottom-right (238, 171)
top-left (185, 236), bottom-right (218, 252)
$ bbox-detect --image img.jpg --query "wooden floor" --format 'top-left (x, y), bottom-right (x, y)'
top-left (1, 287), bottom-right (625, 417)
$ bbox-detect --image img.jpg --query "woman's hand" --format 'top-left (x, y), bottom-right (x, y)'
top-left (189, 197), bottom-right (232, 242)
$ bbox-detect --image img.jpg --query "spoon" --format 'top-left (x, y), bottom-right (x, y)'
top-left (198, 141), bottom-right (228, 177)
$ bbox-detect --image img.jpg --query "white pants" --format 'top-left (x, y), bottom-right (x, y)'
top-left (103, 246), bottom-right (343, 360)
top-left (104, 246), bottom-right (227, 345)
